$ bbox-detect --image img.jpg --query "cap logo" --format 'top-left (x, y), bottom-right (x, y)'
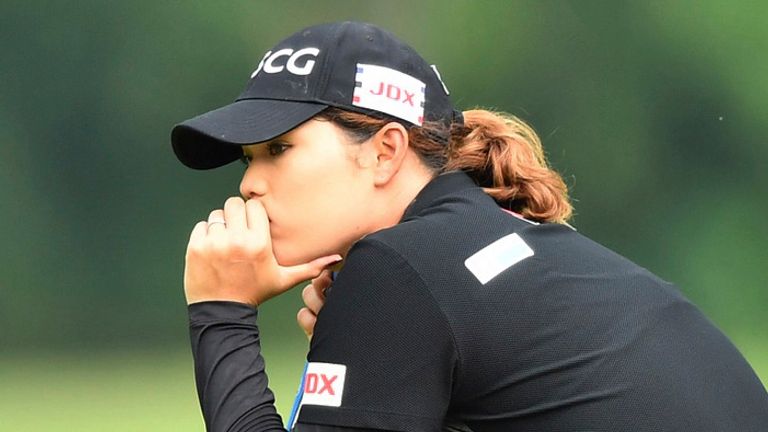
top-left (250, 47), bottom-right (320, 78)
top-left (352, 64), bottom-right (426, 125)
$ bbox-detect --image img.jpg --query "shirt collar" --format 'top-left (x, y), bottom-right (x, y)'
top-left (401, 171), bottom-right (479, 221)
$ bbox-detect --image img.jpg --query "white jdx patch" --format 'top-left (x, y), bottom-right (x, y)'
top-left (464, 233), bottom-right (534, 284)
top-left (301, 362), bottom-right (346, 407)
top-left (352, 64), bottom-right (426, 125)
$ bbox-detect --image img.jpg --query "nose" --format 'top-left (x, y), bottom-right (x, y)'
top-left (239, 165), bottom-right (268, 200)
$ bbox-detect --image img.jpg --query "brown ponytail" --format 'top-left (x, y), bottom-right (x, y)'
top-left (316, 107), bottom-right (573, 224)
top-left (445, 110), bottom-right (572, 223)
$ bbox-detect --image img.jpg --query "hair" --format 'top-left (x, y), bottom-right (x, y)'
top-left (316, 107), bottom-right (573, 224)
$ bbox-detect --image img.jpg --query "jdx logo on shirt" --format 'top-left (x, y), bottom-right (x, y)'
top-left (250, 47), bottom-right (320, 78)
top-left (301, 362), bottom-right (346, 407)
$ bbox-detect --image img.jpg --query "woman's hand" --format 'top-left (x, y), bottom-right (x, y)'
top-left (297, 270), bottom-right (332, 339)
top-left (184, 197), bottom-right (341, 306)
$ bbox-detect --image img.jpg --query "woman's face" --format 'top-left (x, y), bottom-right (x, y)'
top-left (239, 119), bottom-right (377, 266)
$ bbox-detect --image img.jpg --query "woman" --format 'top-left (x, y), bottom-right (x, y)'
top-left (172, 21), bottom-right (768, 432)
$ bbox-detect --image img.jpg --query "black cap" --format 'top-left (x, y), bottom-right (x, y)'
top-left (171, 21), bottom-right (457, 170)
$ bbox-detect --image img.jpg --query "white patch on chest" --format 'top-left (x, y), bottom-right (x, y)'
top-left (464, 233), bottom-right (534, 284)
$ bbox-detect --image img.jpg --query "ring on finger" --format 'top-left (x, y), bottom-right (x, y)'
top-left (208, 218), bottom-right (227, 227)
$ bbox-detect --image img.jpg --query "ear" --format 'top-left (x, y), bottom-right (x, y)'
top-left (368, 122), bottom-right (409, 186)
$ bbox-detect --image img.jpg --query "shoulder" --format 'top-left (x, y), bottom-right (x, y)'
top-left (309, 234), bottom-right (460, 385)
top-left (356, 187), bottom-right (541, 289)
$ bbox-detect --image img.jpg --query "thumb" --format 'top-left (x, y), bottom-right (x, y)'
top-left (279, 254), bottom-right (342, 288)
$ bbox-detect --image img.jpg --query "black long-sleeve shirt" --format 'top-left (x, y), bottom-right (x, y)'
top-left (188, 172), bottom-right (768, 432)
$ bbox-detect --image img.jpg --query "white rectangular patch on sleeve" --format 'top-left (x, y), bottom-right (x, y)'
top-left (464, 233), bottom-right (534, 284)
top-left (352, 63), bottom-right (426, 125)
top-left (300, 362), bottom-right (347, 408)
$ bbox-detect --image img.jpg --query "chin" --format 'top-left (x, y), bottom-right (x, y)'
top-left (273, 240), bottom-right (341, 269)
top-left (272, 243), bottom-right (306, 267)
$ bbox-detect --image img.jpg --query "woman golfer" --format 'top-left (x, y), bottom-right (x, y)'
top-left (172, 21), bottom-right (768, 432)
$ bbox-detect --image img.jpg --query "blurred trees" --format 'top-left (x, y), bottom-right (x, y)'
top-left (1, 1), bottom-right (765, 352)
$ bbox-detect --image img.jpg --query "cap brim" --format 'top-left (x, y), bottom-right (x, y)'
top-left (171, 99), bottom-right (327, 170)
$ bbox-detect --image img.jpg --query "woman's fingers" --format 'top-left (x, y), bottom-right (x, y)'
top-left (185, 197), bottom-right (340, 306)
top-left (207, 209), bottom-right (226, 232)
top-left (297, 307), bottom-right (317, 339)
top-left (311, 270), bottom-right (333, 293)
top-left (244, 198), bottom-right (269, 232)
top-left (223, 197), bottom-right (247, 231)
top-left (302, 282), bottom-right (325, 315)
top-left (280, 254), bottom-right (341, 289)
top-left (297, 268), bottom-right (335, 339)
top-left (186, 221), bottom-right (209, 257)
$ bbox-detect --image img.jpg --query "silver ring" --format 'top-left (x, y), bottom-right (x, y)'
top-left (208, 219), bottom-right (226, 227)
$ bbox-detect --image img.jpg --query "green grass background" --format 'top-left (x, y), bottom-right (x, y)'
top-left (1, 337), bottom-right (765, 431)
top-left (0, 345), bottom-right (307, 431)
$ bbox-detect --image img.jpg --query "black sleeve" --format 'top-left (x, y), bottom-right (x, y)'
top-left (189, 301), bottom-right (406, 432)
top-left (296, 238), bottom-right (459, 432)
top-left (189, 301), bottom-right (285, 432)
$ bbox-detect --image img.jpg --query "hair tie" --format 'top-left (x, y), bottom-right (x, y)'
top-left (452, 109), bottom-right (464, 126)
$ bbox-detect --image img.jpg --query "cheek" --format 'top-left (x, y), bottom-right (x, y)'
top-left (270, 187), bottom-right (369, 265)
top-left (268, 147), bottom-right (370, 264)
